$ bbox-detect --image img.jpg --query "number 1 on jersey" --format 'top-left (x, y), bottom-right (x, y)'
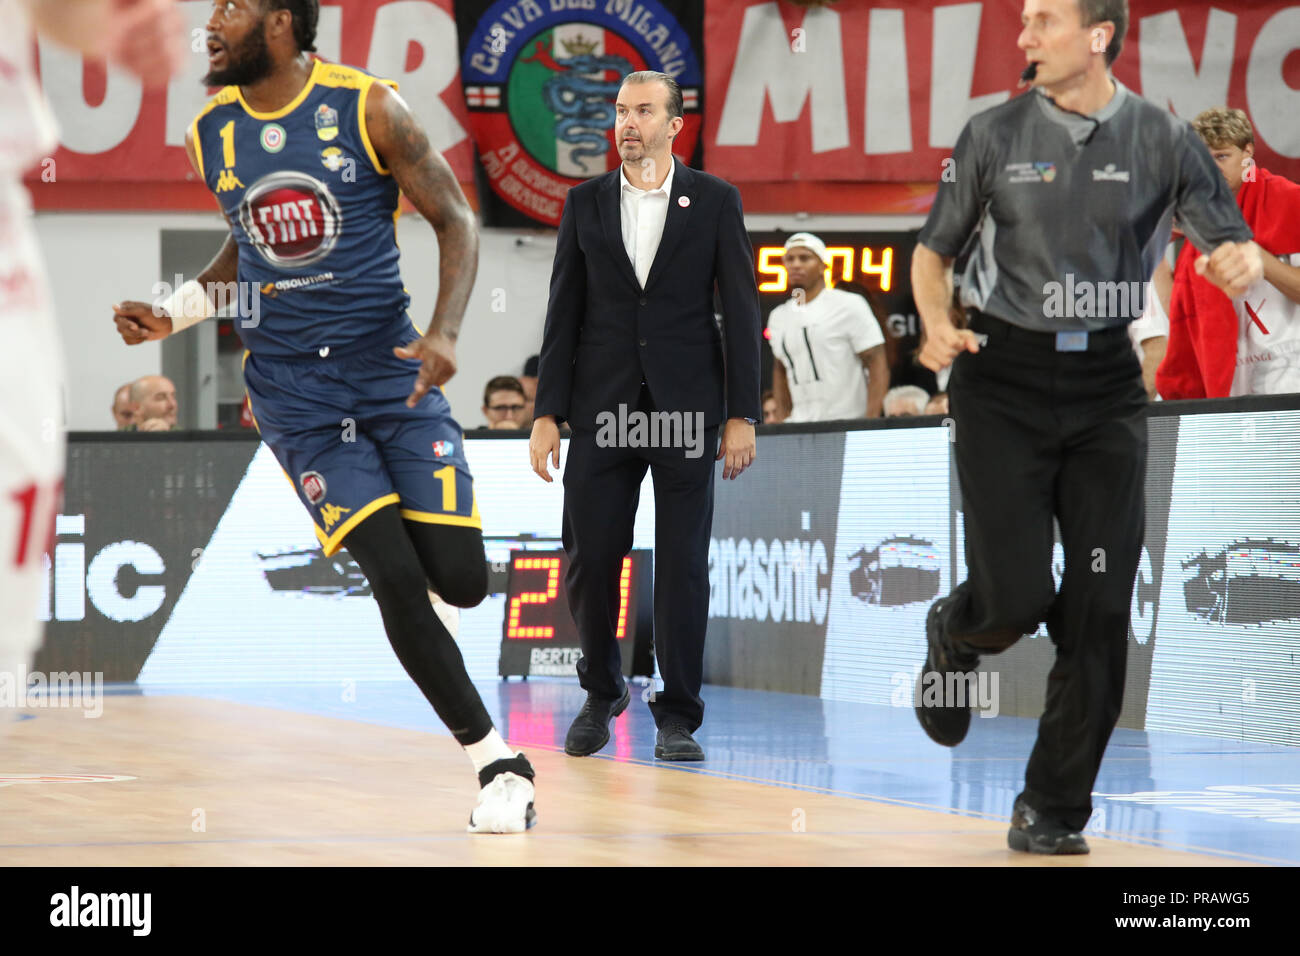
top-left (434, 466), bottom-right (457, 512)
top-left (10, 479), bottom-right (61, 569)
top-left (219, 119), bottom-right (236, 168)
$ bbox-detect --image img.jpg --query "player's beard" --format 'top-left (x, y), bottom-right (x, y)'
top-left (203, 21), bottom-right (274, 87)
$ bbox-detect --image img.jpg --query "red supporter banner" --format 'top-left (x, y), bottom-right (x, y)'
top-left (26, 0), bottom-right (474, 205)
top-left (704, 0), bottom-right (1300, 184)
top-left (25, 0), bottom-right (1300, 209)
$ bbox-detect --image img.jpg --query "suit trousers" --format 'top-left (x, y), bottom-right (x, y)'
top-left (562, 387), bottom-right (718, 731)
top-left (942, 311), bottom-right (1148, 832)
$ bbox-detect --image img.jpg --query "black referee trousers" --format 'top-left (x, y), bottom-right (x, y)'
top-left (943, 310), bottom-right (1147, 832)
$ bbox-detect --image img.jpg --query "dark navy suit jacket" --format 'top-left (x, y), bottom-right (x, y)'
top-left (535, 159), bottom-right (761, 429)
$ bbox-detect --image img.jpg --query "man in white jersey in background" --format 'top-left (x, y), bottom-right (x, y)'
top-left (768, 233), bottom-right (890, 422)
top-left (0, 0), bottom-right (181, 722)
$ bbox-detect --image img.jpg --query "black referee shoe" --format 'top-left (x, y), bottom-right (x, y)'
top-left (564, 686), bottom-right (631, 756)
top-left (914, 597), bottom-right (980, 747)
top-left (1007, 797), bottom-right (1090, 855)
top-left (654, 722), bottom-right (705, 761)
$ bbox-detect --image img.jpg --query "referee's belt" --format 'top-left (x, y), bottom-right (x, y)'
top-left (966, 309), bottom-right (1129, 353)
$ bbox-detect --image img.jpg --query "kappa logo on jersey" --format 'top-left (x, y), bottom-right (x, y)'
top-left (238, 170), bottom-right (342, 267)
top-left (300, 470), bottom-right (327, 505)
top-left (320, 502), bottom-right (351, 532)
top-left (216, 169), bottom-right (245, 192)
top-left (261, 123), bottom-right (286, 153)
top-left (432, 440), bottom-right (454, 458)
top-left (459, 0), bottom-right (703, 227)
top-left (315, 103), bottom-right (339, 141)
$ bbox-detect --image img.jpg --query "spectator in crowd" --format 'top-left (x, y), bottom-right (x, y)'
top-left (762, 389), bottom-right (781, 424)
top-left (111, 382), bottom-right (135, 429)
top-left (884, 384), bottom-right (930, 417)
top-left (924, 392), bottom-right (949, 416)
top-left (768, 233), bottom-right (889, 421)
top-left (519, 354), bottom-right (539, 426)
top-left (1158, 107), bottom-right (1300, 398)
top-left (482, 375), bottom-right (529, 429)
top-left (129, 375), bottom-right (178, 431)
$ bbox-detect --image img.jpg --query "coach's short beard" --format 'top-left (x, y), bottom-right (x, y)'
top-left (203, 23), bottom-right (274, 87)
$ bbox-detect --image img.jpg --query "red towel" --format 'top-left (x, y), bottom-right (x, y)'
top-left (1156, 166), bottom-right (1300, 399)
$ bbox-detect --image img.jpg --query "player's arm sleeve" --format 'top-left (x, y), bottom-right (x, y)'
top-left (534, 194), bottom-right (586, 423)
top-left (846, 295), bottom-right (886, 352)
top-left (1171, 123), bottom-right (1253, 255)
top-left (715, 184), bottom-right (762, 421)
top-left (916, 121), bottom-right (988, 257)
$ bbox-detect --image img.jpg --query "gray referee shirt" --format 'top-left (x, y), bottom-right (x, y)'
top-left (919, 79), bottom-right (1253, 332)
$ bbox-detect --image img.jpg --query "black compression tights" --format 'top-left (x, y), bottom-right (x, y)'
top-left (341, 504), bottom-right (493, 745)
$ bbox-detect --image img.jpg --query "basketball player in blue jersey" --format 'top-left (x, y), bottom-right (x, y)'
top-left (110, 0), bottom-right (536, 833)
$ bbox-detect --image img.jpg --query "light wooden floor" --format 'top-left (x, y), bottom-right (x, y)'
top-left (0, 696), bottom-right (1252, 866)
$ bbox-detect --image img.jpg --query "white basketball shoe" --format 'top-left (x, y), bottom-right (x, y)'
top-left (467, 753), bottom-right (537, 834)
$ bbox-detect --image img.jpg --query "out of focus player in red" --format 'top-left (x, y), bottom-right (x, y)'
top-left (1, 0), bottom-right (181, 724)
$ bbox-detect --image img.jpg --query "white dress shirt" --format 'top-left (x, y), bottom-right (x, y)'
top-left (619, 158), bottom-right (675, 288)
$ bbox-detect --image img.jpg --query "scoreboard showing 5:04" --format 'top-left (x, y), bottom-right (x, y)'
top-left (749, 230), bottom-right (921, 334)
top-left (750, 230), bottom-right (926, 387)
top-left (497, 549), bottom-right (655, 679)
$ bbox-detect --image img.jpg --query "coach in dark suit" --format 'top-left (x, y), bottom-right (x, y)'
top-left (529, 70), bottom-right (761, 762)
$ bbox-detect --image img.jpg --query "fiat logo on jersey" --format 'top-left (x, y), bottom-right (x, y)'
top-left (239, 171), bottom-right (342, 267)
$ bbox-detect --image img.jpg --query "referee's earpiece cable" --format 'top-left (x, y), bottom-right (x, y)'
top-left (1026, 73), bottom-right (1103, 144)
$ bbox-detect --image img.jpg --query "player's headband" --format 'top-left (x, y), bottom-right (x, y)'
top-left (784, 232), bottom-right (828, 264)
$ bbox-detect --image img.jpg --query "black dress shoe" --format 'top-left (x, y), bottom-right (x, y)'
top-left (564, 686), bottom-right (630, 756)
top-left (654, 722), bottom-right (704, 761)
top-left (1007, 797), bottom-right (1090, 855)
top-left (914, 596), bottom-right (980, 747)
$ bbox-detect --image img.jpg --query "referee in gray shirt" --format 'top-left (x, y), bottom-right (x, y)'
top-left (912, 0), bottom-right (1263, 854)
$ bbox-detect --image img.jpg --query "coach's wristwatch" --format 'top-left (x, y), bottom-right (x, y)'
top-left (743, 417), bottom-right (759, 425)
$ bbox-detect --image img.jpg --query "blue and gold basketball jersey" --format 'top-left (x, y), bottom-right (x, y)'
top-left (191, 59), bottom-right (410, 358)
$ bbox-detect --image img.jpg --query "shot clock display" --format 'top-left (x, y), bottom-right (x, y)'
top-left (498, 549), bottom-right (655, 679)
top-left (755, 241), bottom-right (897, 294)
top-left (750, 230), bottom-right (918, 318)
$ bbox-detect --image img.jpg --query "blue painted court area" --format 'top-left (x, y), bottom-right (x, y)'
top-left (123, 679), bottom-right (1300, 865)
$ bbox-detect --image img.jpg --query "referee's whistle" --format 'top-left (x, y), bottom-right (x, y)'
top-left (1018, 62), bottom-right (1038, 88)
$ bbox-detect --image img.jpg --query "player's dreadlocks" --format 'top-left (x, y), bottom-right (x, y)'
top-left (265, 0), bottom-right (318, 53)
